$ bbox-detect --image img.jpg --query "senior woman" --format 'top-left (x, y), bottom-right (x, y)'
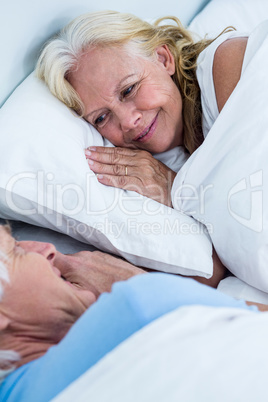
top-left (36, 10), bottom-right (248, 206)
top-left (0, 224), bottom-right (263, 401)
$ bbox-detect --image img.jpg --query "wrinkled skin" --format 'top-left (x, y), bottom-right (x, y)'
top-left (85, 146), bottom-right (176, 207)
top-left (54, 249), bottom-right (145, 298)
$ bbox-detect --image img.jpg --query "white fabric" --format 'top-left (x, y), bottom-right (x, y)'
top-left (218, 276), bottom-right (268, 305)
top-left (53, 305), bottom-right (268, 402)
top-left (172, 21), bottom-right (268, 291)
top-left (196, 30), bottom-right (247, 138)
top-left (189, 0), bottom-right (268, 39)
top-left (0, 73), bottom-right (213, 277)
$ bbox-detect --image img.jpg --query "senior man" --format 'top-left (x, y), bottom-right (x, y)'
top-left (0, 224), bottom-right (262, 402)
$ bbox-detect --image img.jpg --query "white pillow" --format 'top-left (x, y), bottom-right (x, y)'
top-left (0, 73), bottom-right (213, 277)
top-left (0, 0), bottom-right (209, 108)
top-left (189, 0), bottom-right (268, 38)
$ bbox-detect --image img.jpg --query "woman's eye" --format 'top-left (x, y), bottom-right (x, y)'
top-left (122, 84), bottom-right (135, 98)
top-left (94, 114), bottom-right (106, 126)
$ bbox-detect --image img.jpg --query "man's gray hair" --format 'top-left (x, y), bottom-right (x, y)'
top-left (0, 251), bottom-right (20, 383)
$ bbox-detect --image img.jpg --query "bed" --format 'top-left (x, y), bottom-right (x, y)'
top-left (1, 0), bottom-right (268, 400)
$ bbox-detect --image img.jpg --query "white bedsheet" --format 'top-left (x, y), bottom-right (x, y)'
top-left (53, 305), bottom-right (268, 402)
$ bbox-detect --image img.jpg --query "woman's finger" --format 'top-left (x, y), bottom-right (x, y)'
top-left (87, 158), bottom-right (131, 177)
top-left (87, 146), bottom-right (138, 156)
top-left (85, 147), bottom-right (149, 167)
top-left (84, 146), bottom-right (176, 207)
top-left (96, 174), bottom-right (142, 191)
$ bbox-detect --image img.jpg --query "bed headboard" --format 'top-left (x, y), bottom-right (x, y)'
top-left (1, 0), bottom-right (209, 107)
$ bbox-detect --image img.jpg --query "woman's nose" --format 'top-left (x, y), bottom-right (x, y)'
top-left (18, 241), bottom-right (57, 262)
top-left (118, 107), bottom-right (142, 133)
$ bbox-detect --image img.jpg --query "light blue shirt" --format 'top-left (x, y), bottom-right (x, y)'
top-left (0, 273), bottom-right (256, 401)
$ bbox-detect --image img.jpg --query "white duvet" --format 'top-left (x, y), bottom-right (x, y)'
top-left (53, 305), bottom-right (268, 402)
top-left (172, 21), bottom-right (268, 293)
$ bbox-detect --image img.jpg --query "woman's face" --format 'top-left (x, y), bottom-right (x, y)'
top-left (68, 45), bottom-right (184, 154)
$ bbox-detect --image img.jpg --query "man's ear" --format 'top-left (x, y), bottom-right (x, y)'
top-left (155, 45), bottom-right (175, 76)
top-left (0, 312), bottom-right (10, 331)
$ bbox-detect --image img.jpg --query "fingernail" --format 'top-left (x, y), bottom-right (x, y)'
top-left (97, 174), bottom-right (103, 179)
top-left (85, 150), bottom-right (91, 156)
top-left (89, 147), bottom-right (96, 151)
top-left (87, 159), bottom-right (94, 166)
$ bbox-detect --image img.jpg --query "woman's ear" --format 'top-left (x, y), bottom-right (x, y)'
top-left (155, 45), bottom-right (175, 75)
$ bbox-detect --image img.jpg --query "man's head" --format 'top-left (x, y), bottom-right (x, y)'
top-left (0, 224), bottom-right (144, 379)
top-left (0, 224), bottom-right (97, 377)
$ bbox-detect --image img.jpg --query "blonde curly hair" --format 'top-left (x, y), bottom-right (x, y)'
top-left (36, 10), bottom-right (231, 153)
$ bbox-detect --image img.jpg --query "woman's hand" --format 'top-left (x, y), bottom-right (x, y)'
top-left (85, 146), bottom-right (176, 207)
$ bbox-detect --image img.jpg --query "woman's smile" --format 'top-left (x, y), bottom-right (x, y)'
top-left (134, 112), bottom-right (159, 143)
